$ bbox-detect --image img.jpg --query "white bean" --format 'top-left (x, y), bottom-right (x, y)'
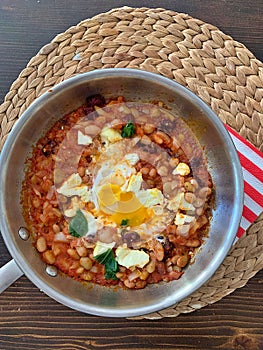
top-left (43, 250), bottom-right (56, 265)
top-left (85, 124), bottom-right (100, 136)
top-left (67, 248), bottom-right (80, 260)
top-left (80, 257), bottom-right (93, 270)
top-left (36, 237), bottom-right (47, 253)
top-left (76, 246), bottom-right (88, 257)
top-left (158, 165), bottom-right (168, 176)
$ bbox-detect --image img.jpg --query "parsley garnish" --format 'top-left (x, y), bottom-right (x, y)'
top-left (121, 219), bottom-right (129, 226)
top-left (121, 121), bottom-right (136, 138)
top-left (69, 209), bottom-right (88, 238)
top-left (94, 249), bottom-right (119, 280)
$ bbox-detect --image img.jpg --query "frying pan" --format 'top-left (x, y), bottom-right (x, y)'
top-left (0, 69), bottom-right (243, 317)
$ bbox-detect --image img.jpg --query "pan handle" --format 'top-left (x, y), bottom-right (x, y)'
top-left (0, 259), bottom-right (24, 294)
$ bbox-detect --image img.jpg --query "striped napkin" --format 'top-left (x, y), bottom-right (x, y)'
top-left (225, 125), bottom-right (263, 242)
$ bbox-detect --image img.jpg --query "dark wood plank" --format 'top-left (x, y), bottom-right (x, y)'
top-left (0, 1), bottom-right (263, 349)
top-left (0, 271), bottom-right (263, 349)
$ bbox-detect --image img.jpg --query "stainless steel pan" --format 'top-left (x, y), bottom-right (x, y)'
top-left (0, 69), bottom-right (243, 317)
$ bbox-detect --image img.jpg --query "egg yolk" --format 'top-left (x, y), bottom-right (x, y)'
top-left (97, 183), bottom-right (152, 226)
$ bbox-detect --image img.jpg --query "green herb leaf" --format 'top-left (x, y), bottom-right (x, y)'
top-left (105, 269), bottom-right (119, 280)
top-left (94, 249), bottom-right (112, 264)
top-left (94, 248), bottom-right (119, 280)
top-left (69, 209), bottom-right (88, 238)
top-left (121, 121), bottom-right (136, 138)
top-left (121, 219), bottom-right (129, 226)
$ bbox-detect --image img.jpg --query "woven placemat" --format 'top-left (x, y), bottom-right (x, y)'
top-left (0, 6), bottom-right (262, 320)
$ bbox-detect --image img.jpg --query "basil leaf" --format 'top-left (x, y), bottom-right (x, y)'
top-left (94, 248), bottom-right (119, 280)
top-left (121, 121), bottom-right (136, 138)
top-left (94, 249), bottom-right (112, 264)
top-left (106, 253), bottom-right (118, 272)
top-left (69, 209), bottom-right (88, 238)
top-left (70, 230), bottom-right (81, 238)
top-left (121, 219), bottom-right (129, 226)
top-left (105, 270), bottom-right (119, 280)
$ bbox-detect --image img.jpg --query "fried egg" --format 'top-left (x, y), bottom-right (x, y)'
top-left (93, 155), bottom-right (163, 227)
top-left (57, 138), bottom-right (171, 244)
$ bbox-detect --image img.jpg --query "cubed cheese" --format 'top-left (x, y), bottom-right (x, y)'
top-left (115, 247), bottom-right (149, 268)
top-left (179, 198), bottom-right (195, 211)
top-left (81, 210), bottom-right (98, 236)
top-left (174, 212), bottom-right (195, 225)
top-left (100, 127), bottom-right (122, 145)
top-left (126, 173), bottom-right (143, 193)
top-left (57, 173), bottom-right (91, 202)
top-left (77, 131), bottom-right (92, 145)
top-left (137, 188), bottom-right (163, 208)
top-left (64, 197), bottom-right (81, 217)
top-left (93, 241), bottom-right (116, 257)
top-left (124, 153), bottom-right (139, 166)
top-left (80, 190), bottom-right (93, 203)
top-left (172, 162), bottom-right (191, 176)
top-left (58, 184), bottom-right (88, 198)
top-left (57, 173), bottom-right (82, 196)
top-left (58, 173), bottom-right (82, 190)
top-left (167, 192), bottom-right (195, 212)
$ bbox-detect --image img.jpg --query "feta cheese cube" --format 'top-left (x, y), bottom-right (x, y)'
top-left (100, 127), bottom-right (122, 145)
top-left (81, 210), bottom-right (99, 236)
top-left (116, 247), bottom-right (149, 268)
top-left (93, 241), bottom-right (116, 257)
top-left (174, 213), bottom-right (195, 225)
top-left (124, 153), bottom-right (139, 166)
top-left (167, 192), bottom-right (184, 212)
top-left (64, 197), bottom-right (81, 217)
top-left (179, 198), bottom-right (195, 211)
top-left (126, 173), bottom-right (143, 193)
top-left (137, 188), bottom-right (164, 207)
top-left (167, 192), bottom-right (196, 212)
top-left (172, 162), bottom-right (191, 176)
top-left (77, 131), bottom-right (92, 145)
top-left (57, 173), bottom-right (82, 196)
top-left (57, 173), bottom-right (91, 203)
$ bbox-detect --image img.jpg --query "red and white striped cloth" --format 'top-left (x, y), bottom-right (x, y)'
top-left (225, 125), bottom-right (263, 242)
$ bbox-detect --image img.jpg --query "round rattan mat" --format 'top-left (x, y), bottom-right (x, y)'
top-left (0, 7), bottom-right (262, 320)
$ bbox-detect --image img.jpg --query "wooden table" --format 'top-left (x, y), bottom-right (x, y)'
top-left (0, 1), bottom-right (262, 349)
